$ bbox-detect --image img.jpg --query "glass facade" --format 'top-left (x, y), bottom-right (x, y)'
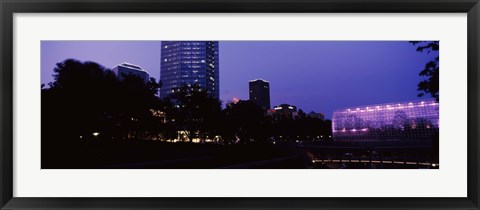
top-left (332, 100), bottom-right (439, 141)
top-left (160, 41), bottom-right (219, 99)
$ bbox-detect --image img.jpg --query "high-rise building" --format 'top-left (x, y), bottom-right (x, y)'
top-left (249, 79), bottom-right (270, 109)
top-left (112, 62), bottom-right (149, 82)
top-left (160, 41), bottom-right (219, 99)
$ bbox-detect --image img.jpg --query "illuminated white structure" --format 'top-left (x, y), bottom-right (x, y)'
top-left (332, 100), bottom-right (439, 141)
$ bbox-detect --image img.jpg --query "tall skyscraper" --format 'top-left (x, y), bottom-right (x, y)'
top-left (112, 62), bottom-right (149, 82)
top-left (160, 41), bottom-right (219, 99)
top-left (249, 79), bottom-right (270, 109)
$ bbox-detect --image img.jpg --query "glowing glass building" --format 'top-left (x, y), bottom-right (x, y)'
top-left (160, 41), bottom-right (219, 99)
top-left (332, 100), bottom-right (439, 141)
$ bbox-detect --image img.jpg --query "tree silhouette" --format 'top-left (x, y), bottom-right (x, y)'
top-left (411, 41), bottom-right (439, 102)
top-left (166, 84), bottom-right (222, 143)
top-left (42, 59), bottom-right (166, 141)
top-left (43, 59), bottom-right (118, 140)
top-left (114, 74), bottom-right (162, 139)
top-left (221, 100), bottom-right (270, 144)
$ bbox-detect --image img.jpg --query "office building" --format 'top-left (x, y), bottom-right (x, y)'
top-left (249, 79), bottom-right (270, 109)
top-left (160, 41), bottom-right (219, 99)
top-left (271, 104), bottom-right (298, 119)
top-left (112, 62), bottom-right (149, 82)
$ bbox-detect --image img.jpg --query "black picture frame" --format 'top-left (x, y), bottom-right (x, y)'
top-left (1, 0), bottom-right (479, 209)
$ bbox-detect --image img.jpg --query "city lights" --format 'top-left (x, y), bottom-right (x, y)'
top-left (41, 40), bottom-right (440, 170)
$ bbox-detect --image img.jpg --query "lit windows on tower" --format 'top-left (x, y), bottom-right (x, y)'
top-left (160, 41), bottom-right (219, 99)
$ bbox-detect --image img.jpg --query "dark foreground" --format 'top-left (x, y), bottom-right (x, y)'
top-left (42, 140), bottom-right (312, 169)
top-left (42, 138), bottom-right (438, 169)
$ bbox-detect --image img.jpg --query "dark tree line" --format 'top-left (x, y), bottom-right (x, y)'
top-left (411, 41), bottom-right (439, 102)
top-left (165, 84), bottom-right (222, 143)
top-left (42, 59), bottom-right (164, 144)
top-left (221, 100), bottom-right (271, 144)
top-left (42, 59), bottom-right (332, 146)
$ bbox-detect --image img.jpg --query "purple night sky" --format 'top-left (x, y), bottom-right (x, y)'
top-left (41, 41), bottom-right (438, 119)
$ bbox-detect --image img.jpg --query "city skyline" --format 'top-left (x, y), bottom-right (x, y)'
top-left (41, 41), bottom-right (438, 118)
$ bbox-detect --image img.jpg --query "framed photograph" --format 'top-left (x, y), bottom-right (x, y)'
top-left (1, 0), bottom-right (479, 209)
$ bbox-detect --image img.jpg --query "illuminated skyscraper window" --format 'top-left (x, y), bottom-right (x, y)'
top-left (160, 41), bottom-right (219, 99)
top-left (332, 100), bottom-right (439, 141)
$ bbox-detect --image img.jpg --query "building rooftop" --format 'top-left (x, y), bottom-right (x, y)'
top-left (112, 62), bottom-right (148, 73)
top-left (249, 78), bottom-right (269, 83)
